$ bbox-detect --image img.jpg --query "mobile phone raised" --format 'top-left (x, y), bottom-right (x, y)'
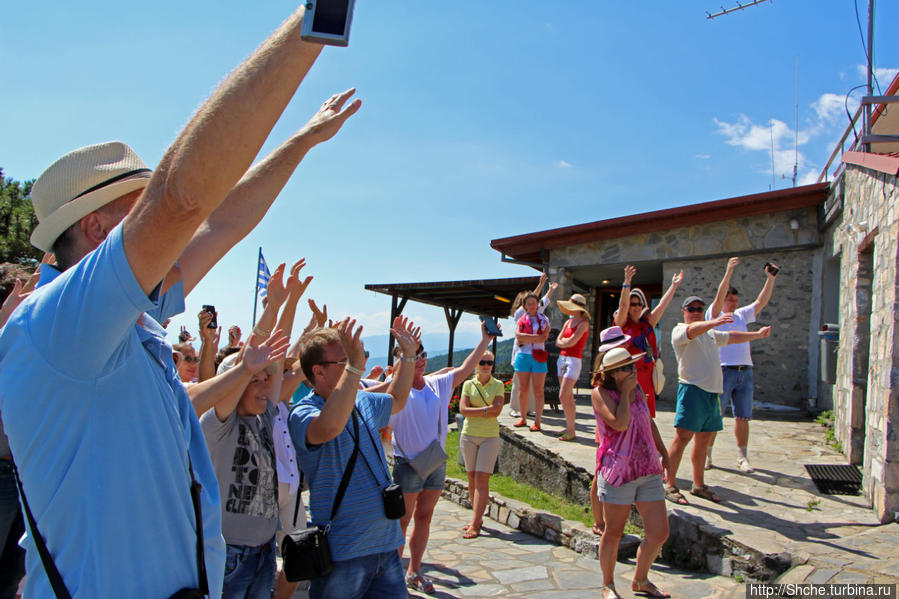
top-left (479, 316), bottom-right (503, 337)
top-left (301, 0), bottom-right (355, 47)
top-left (202, 305), bottom-right (218, 329)
top-left (764, 262), bottom-right (780, 277)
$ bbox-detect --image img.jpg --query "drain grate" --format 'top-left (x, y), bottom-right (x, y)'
top-left (804, 464), bottom-right (862, 496)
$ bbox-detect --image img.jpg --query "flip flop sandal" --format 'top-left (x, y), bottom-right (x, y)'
top-left (462, 527), bottom-right (480, 539)
top-left (529, 424), bottom-right (541, 432)
top-left (406, 573), bottom-right (435, 594)
top-left (513, 419), bottom-right (528, 427)
top-left (558, 432), bottom-right (577, 442)
top-left (601, 583), bottom-right (623, 599)
top-left (632, 579), bottom-right (671, 598)
top-left (664, 486), bottom-right (689, 505)
top-left (690, 485), bottom-right (722, 503)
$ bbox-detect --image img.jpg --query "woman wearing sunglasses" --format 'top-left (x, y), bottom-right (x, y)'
top-left (613, 265), bottom-right (683, 417)
top-left (592, 348), bottom-right (671, 599)
top-left (457, 350), bottom-right (505, 539)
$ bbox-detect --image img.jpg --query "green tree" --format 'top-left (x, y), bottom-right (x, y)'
top-left (0, 169), bottom-right (42, 264)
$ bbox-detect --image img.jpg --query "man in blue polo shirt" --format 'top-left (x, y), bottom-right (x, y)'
top-left (289, 317), bottom-right (419, 599)
top-left (0, 6), bottom-right (360, 596)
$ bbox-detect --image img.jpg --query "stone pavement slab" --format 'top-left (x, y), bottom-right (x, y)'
top-left (403, 498), bottom-right (744, 599)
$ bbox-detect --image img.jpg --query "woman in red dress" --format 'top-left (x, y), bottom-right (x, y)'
top-left (613, 265), bottom-right (683, 417)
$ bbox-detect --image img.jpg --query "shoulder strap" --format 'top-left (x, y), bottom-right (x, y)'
top-left (330, 413), bottom-right (361, 522)
top-left (12, 460), bottom-right (72, 599)
top-left (352, 407), bottom-right (392, 485)
top-left (187, 457), bottom-right (210, 596)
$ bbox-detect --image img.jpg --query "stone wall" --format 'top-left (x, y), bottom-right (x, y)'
top-left (829, 165), bottom-right (899, 523)
top-left (547, 207), bottom-right (822, 410)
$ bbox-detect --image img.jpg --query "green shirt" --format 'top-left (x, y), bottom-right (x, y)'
top-left (460, 377), bottom-right (504, 438)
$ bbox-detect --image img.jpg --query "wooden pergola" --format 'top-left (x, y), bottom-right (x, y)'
top-left (364, 276), bottom-right (540, 366)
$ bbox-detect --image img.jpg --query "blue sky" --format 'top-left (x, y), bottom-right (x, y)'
top-left (2, 1), bottom-right (897, 357)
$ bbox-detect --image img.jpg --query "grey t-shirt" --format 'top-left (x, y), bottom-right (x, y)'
top-left (201, 403), bottom-right (279, 547)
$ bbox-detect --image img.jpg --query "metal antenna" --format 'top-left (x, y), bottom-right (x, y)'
top-left (706, 0), bottom-right (771, 19)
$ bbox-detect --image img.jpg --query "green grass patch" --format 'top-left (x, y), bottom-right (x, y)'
top-left (445, 429), bottom-right (640, 535)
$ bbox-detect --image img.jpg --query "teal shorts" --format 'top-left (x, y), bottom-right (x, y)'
top-left (674, 383), bottom-right (723, 433)
top-left (514, 352), bottom-right (548, 374)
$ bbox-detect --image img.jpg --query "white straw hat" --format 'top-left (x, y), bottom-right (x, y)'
top-left (594, 347), bottom-right (645, 374)
top-left (30, 142), bottom-right (151, 252)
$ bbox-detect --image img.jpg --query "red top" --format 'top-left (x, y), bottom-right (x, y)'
top-left (559, 318), bottom-right (589, 358)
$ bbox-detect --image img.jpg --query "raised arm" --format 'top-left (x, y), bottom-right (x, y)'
top-left (648, 269), bottom-right (683, 327)
top-left (178, 92), bottom-right (360, 295)
top-left (686, 312), bottom-right (734, 340)
top-left (122, 7), bottom-right (325, 295)
top-left (752, 263), bottom-right (778, 317)
top-left (189, 330), bottom-right (290, 418)
top-left (614, 265), bottom-right (636, 328)
top-left (710, 257), bottom-right (739, 318)
top-left (590, 373), bottom-right (637, 432)
top-left (726, 326), bottom-right (771, 345)
top-left (532, 273), bottom-right (548, 296)
top-left (197, 310), bottom-right (221, 382)
top-left (385, 317), bottom-right (421, 414)
top-left (452, 323), bottom-right (497, 388)
top-left (274, 259), bottom-right (313, 346)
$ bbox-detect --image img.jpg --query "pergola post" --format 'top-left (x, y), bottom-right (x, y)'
top-left (387, 293), bottom-right (408, 366)
top-left (444, 307), bottom-right (463, 367)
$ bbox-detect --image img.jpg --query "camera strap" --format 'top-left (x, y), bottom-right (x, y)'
top-left (350, 407), bottom-right (392, 487)
top-left (11, 452), bottom-right (209, 599)
top-left (329, 413), bottom-right (361, 523)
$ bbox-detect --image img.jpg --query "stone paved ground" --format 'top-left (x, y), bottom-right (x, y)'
top-left (406, 499), bottom-right (744, 599)
top-left (497, 392), bottom-right (899, 583)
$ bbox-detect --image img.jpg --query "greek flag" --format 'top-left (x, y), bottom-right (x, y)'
top-left (256, 251), bottom-right (271, 299)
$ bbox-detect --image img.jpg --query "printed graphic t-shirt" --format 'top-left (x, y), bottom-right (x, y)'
top-left (202, 403), bottom-right (279, 547)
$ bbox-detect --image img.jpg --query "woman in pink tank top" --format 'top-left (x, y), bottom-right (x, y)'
top-left (591, 347), bottom-right (672, 599)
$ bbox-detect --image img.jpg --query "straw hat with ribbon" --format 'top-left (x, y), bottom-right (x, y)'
top-left (594, 347), bottom-right (645, 374)
top-left (557, 293), bottom-right (591, 319)
top-left (30, 141), bottom-right (152, 252)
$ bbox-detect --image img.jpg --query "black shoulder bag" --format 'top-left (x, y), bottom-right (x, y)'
top-left (281, 413), bottom-right (361, 582)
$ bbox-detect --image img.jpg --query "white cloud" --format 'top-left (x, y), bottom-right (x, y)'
top-left (554, 159), bottom-right (572, 168)
top-left (696, 153), bottom-right (710, 159)
top-left (855, 65), bottom-right (899, 85)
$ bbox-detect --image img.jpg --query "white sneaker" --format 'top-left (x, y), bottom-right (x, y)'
top-left (737, 457), bottom-right (755, 473)
top-left (509, 410), bottom-right (520, 418)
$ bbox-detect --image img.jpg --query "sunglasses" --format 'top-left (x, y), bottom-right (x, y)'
top-left (318, 358), bottom-right (348, 367)
top-left (612, 363), bottom-right (636, 373)
top-left (181, 356), bottom-right (200, 364)
top-left (629, 302), bottom-right (644, 308)
top-left (479, 360), bottom-right (494, 366)
top-left (684, 306), bottom-right (705, 313)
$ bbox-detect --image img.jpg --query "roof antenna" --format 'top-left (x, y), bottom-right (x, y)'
top-left (706, 0), bottom-right (770, 19)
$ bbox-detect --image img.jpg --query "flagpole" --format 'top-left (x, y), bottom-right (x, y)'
top-left (252, 247), bottom-right (261, 326)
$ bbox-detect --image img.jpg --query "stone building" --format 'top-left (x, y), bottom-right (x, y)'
top-left (491, 183), bottom-right (828, 411)
top-left (491, 77), bottom-right (899, 523)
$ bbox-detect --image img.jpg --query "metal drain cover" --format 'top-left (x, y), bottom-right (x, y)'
top-left (804, 464), bottom-right (862, 495)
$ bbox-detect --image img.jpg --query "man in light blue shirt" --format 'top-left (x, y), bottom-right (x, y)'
top-left (0, 6), bottom-right (360, 595)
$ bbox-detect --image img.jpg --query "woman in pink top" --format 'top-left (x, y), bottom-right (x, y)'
top-left (591, 347), bottom-right (671, 599)
top-left (554, 293), bottom-right (591, 441)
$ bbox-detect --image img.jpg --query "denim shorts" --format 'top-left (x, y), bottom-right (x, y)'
top-left (223, 539), bottom-right (276, 599)
top-left (392, 456), bottom-right (447, 493)
top-left (720, 366), bottom-right (754, 419)
top-left (596, 473), bottom-right (665, 505)
top-left (310, 550), bottom-right (406, 599)
top-left (673, 383), bottom-right (723, 433)
top-left (514, 352), bottom-right (548, 374)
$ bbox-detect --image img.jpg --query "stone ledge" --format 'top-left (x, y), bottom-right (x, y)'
top-left (440, 475), bottom-right (640, 562)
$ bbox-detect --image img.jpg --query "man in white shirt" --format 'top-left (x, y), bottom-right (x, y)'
top-left (704, 257), bottom-right (778, 473)
top-left (665, 296), bottom-right (771, 505)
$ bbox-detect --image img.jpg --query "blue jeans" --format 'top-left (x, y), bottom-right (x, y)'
top-left (720, 366), bottom-right (754, 419)
top-left (310, 550), bottom-right (406, 599)
top-left (0, 461), bottom-right (25, 599)
top-left (223, 539), bottom-right (276, 599)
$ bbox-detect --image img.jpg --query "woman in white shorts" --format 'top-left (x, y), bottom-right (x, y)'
top-left (554, 293), bottom-right (591, 441)
top-left (458, 350), bottom-right (505, 539)
top-left (592, 348), bottom-right (672, 599)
